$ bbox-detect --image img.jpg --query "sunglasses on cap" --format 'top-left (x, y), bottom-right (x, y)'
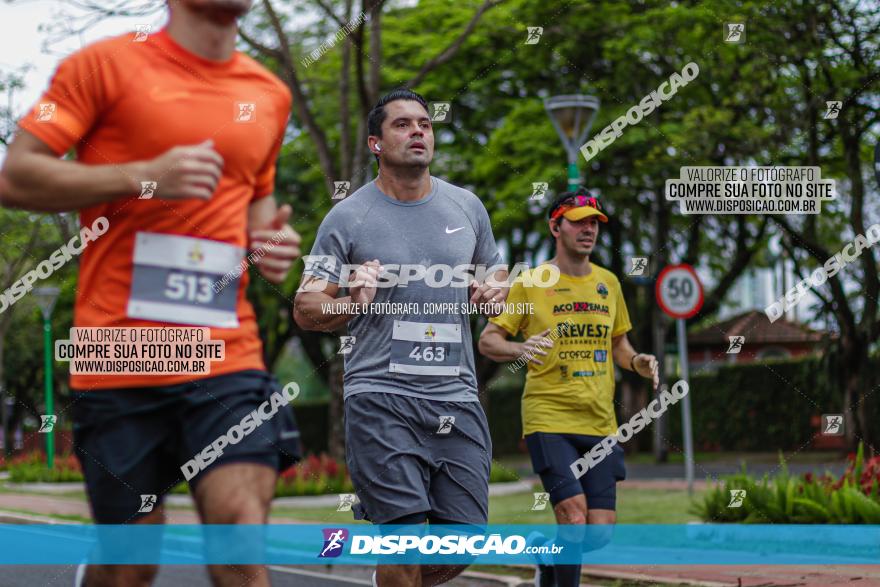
top-left (548, 192), bottom-right (608, 222)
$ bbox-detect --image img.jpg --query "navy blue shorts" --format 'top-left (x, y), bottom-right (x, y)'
top-left (72, 369), bottom-right (301, 524)
top-left (525, 432), bottom-right (626, 511)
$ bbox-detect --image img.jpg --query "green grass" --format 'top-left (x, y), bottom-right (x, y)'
top-left (269, 487), bottom-right (703, 524)
top-left (625, 450), bottom-right (846, 465)
top-left (616, 487), bottom-right (704, 523)
top-left (0, 486), bottom-right (703, 524)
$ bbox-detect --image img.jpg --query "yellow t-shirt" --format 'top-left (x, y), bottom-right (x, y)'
top-left (490, 263), bottom-right (632, 437)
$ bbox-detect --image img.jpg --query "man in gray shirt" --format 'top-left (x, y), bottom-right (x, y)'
top-left (294, 89), bottom-right (507, 586)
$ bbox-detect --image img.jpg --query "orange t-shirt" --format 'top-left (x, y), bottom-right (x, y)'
top-left (18, 29), bottom-right (292, 390)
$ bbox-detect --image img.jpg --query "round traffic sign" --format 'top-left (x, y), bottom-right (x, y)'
top-left (656, 264), bottom-right (704, 319)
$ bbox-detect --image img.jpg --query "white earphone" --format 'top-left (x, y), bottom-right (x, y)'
top-left (375, 143), bottom-right (382, 152)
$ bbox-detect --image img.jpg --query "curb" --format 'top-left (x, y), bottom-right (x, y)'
top-left (0, 509), bottom-right (80, 525)
top-left (0, 481), bottom-right (84, 494)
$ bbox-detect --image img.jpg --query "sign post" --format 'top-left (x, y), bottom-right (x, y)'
top-left (655, 264), bottom-right (704, 495)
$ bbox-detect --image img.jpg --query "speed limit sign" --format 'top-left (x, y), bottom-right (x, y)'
top-left (656, 263), bottom-right (704, 319)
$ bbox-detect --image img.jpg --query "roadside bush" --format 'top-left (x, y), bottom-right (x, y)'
top-left (694, 444), bottom-right (880, 523)
top-left (7, 452), bottom-right (83, 483)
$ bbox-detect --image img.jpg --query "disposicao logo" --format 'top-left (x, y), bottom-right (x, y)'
top-left (319, 528), bottom-right (349, 558)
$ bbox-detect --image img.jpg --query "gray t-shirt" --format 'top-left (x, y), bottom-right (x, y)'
top-left (303, 177), bottom-right (503, 402)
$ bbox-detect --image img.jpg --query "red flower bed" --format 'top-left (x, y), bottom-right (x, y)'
top-left (277, 453), bottom-right (353, 497)
top-left (801, 451), bottom-right (880, 496)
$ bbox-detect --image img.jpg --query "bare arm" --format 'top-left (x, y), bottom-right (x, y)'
top-left (0, 130), bottom-right (223, 212)
top-left (247, 196), bottom-right (301, 284)
top-left (293, 278), bottom-right (358, 331)
top-left (293, 260), bottom-right (382, 331)
top-left (0, 130), bottom-right (143, 211)
top-left (479, 322), bottom-right (554, 365)
top-left (478, 322), bottom-right (523, 362)
top-left (612, 333), bottom-right (659, 389)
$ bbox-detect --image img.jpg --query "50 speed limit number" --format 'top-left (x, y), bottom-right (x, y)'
top-left (655, 264), bottom-right (704, 319)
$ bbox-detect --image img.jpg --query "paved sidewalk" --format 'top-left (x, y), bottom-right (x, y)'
top-left (586, 565), bottom-right (880, 586)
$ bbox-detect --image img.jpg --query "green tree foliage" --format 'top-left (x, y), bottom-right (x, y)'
top-left (3, 0), bottom-right (879, 455)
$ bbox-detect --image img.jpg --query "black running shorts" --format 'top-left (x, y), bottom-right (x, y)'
top-left (71, 369), bottom-right (301, 523)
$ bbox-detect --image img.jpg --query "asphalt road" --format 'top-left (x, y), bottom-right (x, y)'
top-left (0, 565), bottom-right (374, 587)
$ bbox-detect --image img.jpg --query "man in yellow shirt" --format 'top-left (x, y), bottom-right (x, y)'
top-left (479, 189), bottom-right (658, 587)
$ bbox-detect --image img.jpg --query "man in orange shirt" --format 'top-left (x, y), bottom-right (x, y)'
top-left (0, 1), bottom-right (301, 585)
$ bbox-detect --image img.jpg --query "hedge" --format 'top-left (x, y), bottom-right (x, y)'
top-left (666, 353), bottom-right (870, 451)
top-left (296, 353), bottom-right (870, 456)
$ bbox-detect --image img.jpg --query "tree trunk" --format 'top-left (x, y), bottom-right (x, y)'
top-left (0, 336), bottom-right (7, 457)
top-left (618, 378), bottom-right (634, 451)
top-left (842, 369), bottom-right (855, 449)
top-left (846, 337), bottom-right (871, 450)
top-left (839, 333), bottom-right (870, 451)
top-left (651, 189), bottom-right (670, 462)
top-left (368, 0), bottom-right (381, 105)
top-left (328, 352), bottom-right (346, 461)
top-left (339, 0), bottom-right (353, 180)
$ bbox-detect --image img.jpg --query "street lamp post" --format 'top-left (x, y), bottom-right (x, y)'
top-left (544, 95), bottom-right (600, 191)
top-left (33, 287), bottom-right (59, 469)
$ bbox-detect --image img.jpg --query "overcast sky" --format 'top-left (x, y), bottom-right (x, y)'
top-left (1, 1), bottom-right (168, 113)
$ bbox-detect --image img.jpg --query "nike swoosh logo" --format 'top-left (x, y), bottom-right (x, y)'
top-left (445, 226), bottom-right (465, 234)
top-left (149, 86), bottom-right (191, 102)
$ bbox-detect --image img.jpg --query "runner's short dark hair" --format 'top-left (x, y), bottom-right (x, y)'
top-left (367, 88), bottom-right (429, 139)
top-left (367, 89), bottom-right (429, 167)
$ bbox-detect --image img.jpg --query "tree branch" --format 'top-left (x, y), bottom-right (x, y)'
top-left (772, 215), bottom-right (857, 337)
top-left (698, 217), bottom-right (768, 320)
top-left (261, 0), bottom-right (337, 189)
top-left (404, 0), bottom-right (502, 89)
top-left (312, 0), bottom-right (348, 29)
top-left (238, 28), bottom-right (282, 60)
